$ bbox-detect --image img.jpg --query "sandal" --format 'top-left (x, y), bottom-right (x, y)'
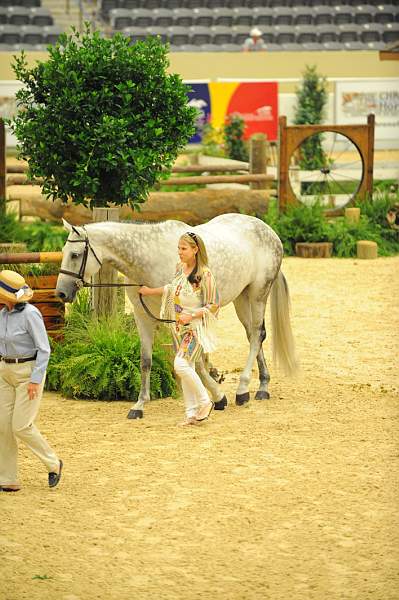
top-left (196, 401), bottom-right (214, 421)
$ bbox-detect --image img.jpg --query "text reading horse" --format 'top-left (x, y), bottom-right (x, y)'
top-left (56, 214), bottom-right (298, 418)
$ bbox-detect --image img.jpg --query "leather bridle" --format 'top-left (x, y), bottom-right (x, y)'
top-left (59, 229), bottom-right (102, 286)
top-left (59, 228), bottom-right (176, 323)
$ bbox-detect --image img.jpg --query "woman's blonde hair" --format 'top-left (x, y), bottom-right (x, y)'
top-left (180, 232), bottom-right (209, 283)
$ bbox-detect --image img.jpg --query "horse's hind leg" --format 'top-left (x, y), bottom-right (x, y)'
top-left (196, 356), bottom-right (228, 410)
top-left (234, 286), bottom-right (271, 405)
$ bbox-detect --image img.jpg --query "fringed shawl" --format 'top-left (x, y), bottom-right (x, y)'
top-left (161, 264), bottom-right (220, 354)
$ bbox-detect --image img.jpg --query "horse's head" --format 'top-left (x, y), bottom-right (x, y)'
top-left (56, 220), bottom-right (103, 302)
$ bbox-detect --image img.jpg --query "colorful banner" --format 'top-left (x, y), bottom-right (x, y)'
top-left (335, 79), bottom-right (399, 142)
top-left (186, 81), bottom-right (279, 143)
top-left (186, 83), bottom-right (211, 144)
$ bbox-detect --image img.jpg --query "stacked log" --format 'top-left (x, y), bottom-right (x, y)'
top-left (295, 242), bottom-right (333, 258)
top-left (8, 188), bottom-right (275, 226)
top-left (357, 240), bottom-right (378, 259)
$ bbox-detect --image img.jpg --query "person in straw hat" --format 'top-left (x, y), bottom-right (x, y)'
top-left (0, 270), bottom-right (62, 492)
top-left (242, 27), bottom-right (267, 52)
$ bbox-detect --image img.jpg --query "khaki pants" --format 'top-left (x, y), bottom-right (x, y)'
top-left (0, 361), bottom-right (59, 486)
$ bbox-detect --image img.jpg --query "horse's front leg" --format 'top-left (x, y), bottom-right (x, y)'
top-left (127, 308), bottom-right (156, 420)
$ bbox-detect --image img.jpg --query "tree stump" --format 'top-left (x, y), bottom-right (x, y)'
top-left (295, 242), bottom-right (333, 258)
top-left (345, 207), bottom-right (360, 223)
top-left (357, 240), bottom-right (377, 259)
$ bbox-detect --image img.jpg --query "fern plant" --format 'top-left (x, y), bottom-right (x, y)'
top-left (46, 293), bottom-right (176, 401)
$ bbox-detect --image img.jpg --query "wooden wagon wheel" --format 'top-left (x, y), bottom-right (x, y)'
top-left (278, 114), bottom-right (375, 214)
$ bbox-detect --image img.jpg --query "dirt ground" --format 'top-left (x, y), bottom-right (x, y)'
top-left (1, 256), bottom-right (398, 600)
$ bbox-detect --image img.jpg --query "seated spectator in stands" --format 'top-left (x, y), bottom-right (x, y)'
top-left (242, 27), bottom-right (267, 52)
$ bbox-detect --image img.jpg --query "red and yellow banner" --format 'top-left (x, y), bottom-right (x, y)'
top-left (187, 81), bottom-right (279, 142)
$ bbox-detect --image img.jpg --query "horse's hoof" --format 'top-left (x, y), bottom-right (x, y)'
top-left (127, 409), bottom-right (143, 419)
top-left (235, 392), bottom-right (250, 406)
top-left (214, 395), bottom-right (228, 411)
top-left (255, 391), bottom-right (270, 400)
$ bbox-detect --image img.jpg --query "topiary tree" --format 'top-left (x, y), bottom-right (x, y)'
top-left (224, 114), bottom-right (249, 162)
top-left (293, 65), bottom-right (328, 170)
top-left (10, 25), bottom-right (197, 209)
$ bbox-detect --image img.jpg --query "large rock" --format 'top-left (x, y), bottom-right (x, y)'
top-left (9, 186), bottom-right (275, 226)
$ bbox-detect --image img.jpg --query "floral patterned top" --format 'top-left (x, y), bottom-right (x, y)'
top-left (161, 263), bottom-right (220, 362)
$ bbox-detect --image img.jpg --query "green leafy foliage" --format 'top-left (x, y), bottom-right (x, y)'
top-left (0, 216), bottom-right (67, 275)
top-left (263, 191), bottom-right (399, 257)
top-left (201, 122), bottom-right (226, 157)
top-left (10, 25), bottom-right (196, 209)
top-left (0, 210), bottom-right (20, 244)
top-left (19, 221), bottom-right (68, 252)
top-left (264, 200), bottom-right (330, 255)
top-left (224, 114), bottom-right (249, 162)
top-left (294, 65), bottom-right (328, 170)
top-left (46, 291), bottom-right (176, 401)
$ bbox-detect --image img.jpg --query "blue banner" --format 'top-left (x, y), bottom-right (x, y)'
top-left (186, 83), bottom-right (211, 144)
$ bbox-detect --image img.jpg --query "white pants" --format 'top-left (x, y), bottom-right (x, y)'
top-left (174, 356), bottom-right (211, 419)
top-left (0, 361), bottom-right (59, 486)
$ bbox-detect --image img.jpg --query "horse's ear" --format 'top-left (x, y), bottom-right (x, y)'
top-left (62, 219), bottom-right (72, 232)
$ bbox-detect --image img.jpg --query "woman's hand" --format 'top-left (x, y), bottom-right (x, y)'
top-left (139, 286), bottom-right (153, 296)
top-left (28, 382), bottom-right (40, 401)
top-left (178, 313), bottom-right (193, 326)
top-left (139, 286), bottom-right (165, 296)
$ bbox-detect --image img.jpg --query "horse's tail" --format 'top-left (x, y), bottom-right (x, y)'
top-left (270, 270), bottom-right (299, 377)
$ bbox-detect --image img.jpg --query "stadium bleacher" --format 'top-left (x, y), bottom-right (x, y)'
top-left (104, 0), bottom-right (398, 51)
top-left (0, 0), bottom-right (397, 52)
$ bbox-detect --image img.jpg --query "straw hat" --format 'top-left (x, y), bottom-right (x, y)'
top-left (250, 27), bottom-right (262, 37)
top-left (0, 270), bottom-right (33, 303)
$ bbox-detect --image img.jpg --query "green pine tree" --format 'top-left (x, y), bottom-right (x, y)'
top-left (294, 65), bottom-right (328, 170)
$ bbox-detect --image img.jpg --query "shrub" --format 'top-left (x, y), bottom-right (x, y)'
top-left (263, 200), bottom-right (330, 255)
top-left (263, 193), bottom-right (399, 258)
top-left (201, 122), bottom-right (225, 157)
top-left (224, 114), bottom-right (249, 162)
top-left (0, 211), bottom-right (21, 244)
top-left (18, 221), bottom-right (68, 252)
top-left (46, 292), bottom-right (176, 401)
top-left (10, 25), bottom-right (196, 209)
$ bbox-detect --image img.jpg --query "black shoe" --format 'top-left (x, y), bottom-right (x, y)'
top-left (48, 459), bottom-right (63, 488)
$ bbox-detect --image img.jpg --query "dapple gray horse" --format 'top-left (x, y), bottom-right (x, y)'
top-left (56, 213), bottom-right (298, 419)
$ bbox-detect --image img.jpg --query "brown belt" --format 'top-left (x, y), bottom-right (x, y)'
top-left (0, 355), bottom-right (37, 364)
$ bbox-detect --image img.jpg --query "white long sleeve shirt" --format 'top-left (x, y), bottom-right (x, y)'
top-left (0, 303), bottom-right (51, 384)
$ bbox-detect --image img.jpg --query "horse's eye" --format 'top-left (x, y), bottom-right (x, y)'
top-left (71, 252), bottom-right (80, 259)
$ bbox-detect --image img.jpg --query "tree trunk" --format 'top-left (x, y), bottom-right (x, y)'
top-left (91, 207), bottom-right (120, 317)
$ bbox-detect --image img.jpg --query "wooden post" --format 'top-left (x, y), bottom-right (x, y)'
top-left (249, 133), bottom-right (268, 190)
top-left (365, 114), bottom-right (375, 200)
top-left (0, 119), bottom-right (6, 211)
top-left (278, 116), bottom-right (288, 212)
top-left (91, 206), bottom-right (120, 317)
